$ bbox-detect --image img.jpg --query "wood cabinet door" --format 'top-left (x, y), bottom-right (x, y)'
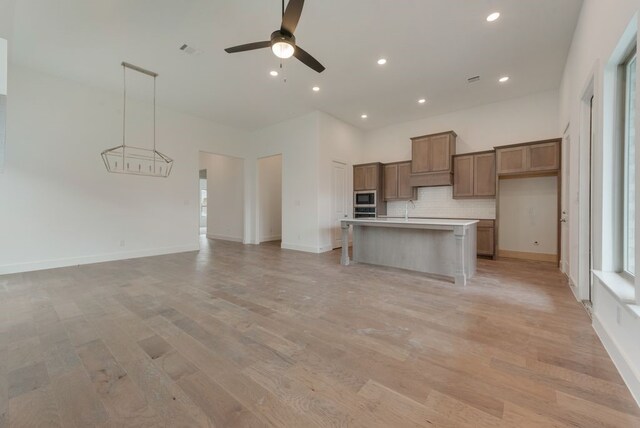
top-left (428, 134), bottom-right (452, 172)
top-left (353, 166), bottom-right (366, 190)
top-left (473, 153), bottom-right (496, 197)
top-left (496, 146), bottom-right (526, 174)
top-left (397, 162), bottom-right (415, 200)
top-left (411, 137), bottom-right (431, 173)
top-left (527, 142), bottom-right (559, 172)
top-left (363, 165), bottom-right (378, 190)
top-left (384, 164), bottom-right (398, 200)
top-left (453, 155), bottom-right (474, 198)
top-left (477, 227), bottom-right (495, 256)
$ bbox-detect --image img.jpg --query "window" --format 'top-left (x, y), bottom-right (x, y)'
top-left (622, 49), bottom-right (636, 276)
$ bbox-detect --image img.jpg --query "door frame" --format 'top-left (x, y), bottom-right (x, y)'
top-left (331, 160), bottom-right (348, 249)
top-left (561, 125), bottom-right (571, 276)
top-left (578, 68), bottom-right (598, 303)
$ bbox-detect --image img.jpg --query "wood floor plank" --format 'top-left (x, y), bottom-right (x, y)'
top-left (0, 238), bottom-right (638, 427)
top-left (76, 339), bottom-right (159, 426)
top-left (7, 386), bottom-right (61, 428)
top-left (50, 366), bottom-right (109, 428)
top-left (177, 372), bottom-right (265, 428)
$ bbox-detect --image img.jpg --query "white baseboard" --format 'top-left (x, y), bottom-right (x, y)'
top-left (281, 242), bottom-right (323, 253)
top-left (568, 276), bottom-right (581, 302)
top-left (593, 314), bottom-right (640, 407)
top-left (259, 235), bottom-right (282, 243)
top-left (206, 233), bottom-right (243, 243)
top-left (0, 244), bottom-right (200, 275)
top-left (318, 245), bottom-right (334, 253)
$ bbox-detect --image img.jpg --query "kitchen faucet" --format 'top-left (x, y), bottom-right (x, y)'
top-left (404, 200), bottom-right (415, 221)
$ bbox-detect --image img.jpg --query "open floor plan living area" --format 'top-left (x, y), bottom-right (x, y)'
top-left (1, 1), bottom-right (640, 427)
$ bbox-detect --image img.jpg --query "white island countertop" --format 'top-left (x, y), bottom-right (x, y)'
top-left (341, 218), bottom-right (478, 230)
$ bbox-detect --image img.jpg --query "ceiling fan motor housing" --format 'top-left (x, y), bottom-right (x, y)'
top-left (271, 31), bottom-right (295, 47)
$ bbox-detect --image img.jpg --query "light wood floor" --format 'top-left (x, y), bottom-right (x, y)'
top-left (1, 238), bottom-right (639, 427)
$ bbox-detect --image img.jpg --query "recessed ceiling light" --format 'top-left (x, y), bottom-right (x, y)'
top-left (270, 70), bottom-right (278, 77)
top-left (361, 114), bottom-right (368, 119)
top-left (486, 12), bottom-right (500, 22)
top-left (377, 58), bottom-right (387, 65)
top-left (312, 86), bottom-right (320, 92)
top-left (418, 98), bottom-right (426, 104)
top-left (499, 76), bottom-right (510, 83)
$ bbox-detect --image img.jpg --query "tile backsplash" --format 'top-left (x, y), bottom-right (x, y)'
top-left (387, 186), bottom-right (496, 219)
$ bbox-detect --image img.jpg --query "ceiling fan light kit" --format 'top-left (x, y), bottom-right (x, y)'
top-left (225, 0), bottom-right (325, 73)
top-left (271, 31), bottom-right (295, 59)
top-left (101, 62), bottom-right (173, 178)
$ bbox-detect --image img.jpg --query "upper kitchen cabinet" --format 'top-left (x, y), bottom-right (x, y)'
top-left (409, 131), bottom-right (456, 187)
top-left (495, 139), bottom-right (560, 176)
top-left (384, 161), bottom-right (417, 201)
top-left (453, 151), bottom-right (496, 199)
top-left (354, 162), bottom-right (383, 191)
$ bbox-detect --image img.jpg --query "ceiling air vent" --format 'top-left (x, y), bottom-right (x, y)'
top-left (467, 75), bottom-right (481, 84)
top-left (179, 44), bottom-right (200, 55)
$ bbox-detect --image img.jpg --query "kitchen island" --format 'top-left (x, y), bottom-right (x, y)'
top-left (340, 218), bottom-right (478, 286)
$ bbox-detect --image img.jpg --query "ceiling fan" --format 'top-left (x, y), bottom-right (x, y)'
top-left (224, 0), bottom-right (325, 73)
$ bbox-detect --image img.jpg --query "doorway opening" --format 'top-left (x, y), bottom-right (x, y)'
top-left (257, 154), bottom-right (283, 245)
top-left (497, 175), bottom-right (559, 264)
top-left (198, 152), bottom-right (245, 245)
top-left (199, 169), bottom-right (207, 236)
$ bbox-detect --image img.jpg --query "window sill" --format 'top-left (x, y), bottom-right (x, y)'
top-left (593, 270), bottom-right (635, 303)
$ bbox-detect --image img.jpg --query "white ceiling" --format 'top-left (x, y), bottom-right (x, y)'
top-left (4, 0), bottom-right (583, 131)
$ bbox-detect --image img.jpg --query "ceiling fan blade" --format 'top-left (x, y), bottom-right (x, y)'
top-left (281, 0), bottom-right (305, 35)
top-left (224, 41), bottom-right (270, 53)
top-left (293, 45), bottom-right (325, 73)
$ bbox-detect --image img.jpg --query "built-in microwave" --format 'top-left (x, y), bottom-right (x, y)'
top-left (354, 191), bottom-right (376, 207)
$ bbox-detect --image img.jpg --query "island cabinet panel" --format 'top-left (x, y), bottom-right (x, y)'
top-left (384, 161), bottom-right (416, 201)
top-left (474, 152), bottom-right (496, 197)
top-left (453, 155), bottom-right (474, 198)
top-left (410, 131), bottom-right (457, 187)
top-left (453, 151), bottom-right (495, 199)
top-left (397, 162), bottom-right (416, 199)
top-left (477, 220), bottom-right (495, 257)
top-left (383, 164), bottom-right (398, 200)
top-left (354, 163), bottom-right (381, 191)
top-left (496, 140), bottom-right (560, 175)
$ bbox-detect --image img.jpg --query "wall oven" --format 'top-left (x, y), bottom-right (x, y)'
top-left (354, 191), bottom-right (376, 207)
top-left (354, 191), bottom-right (377, 218)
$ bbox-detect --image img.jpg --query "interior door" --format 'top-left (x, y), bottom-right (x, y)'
top-left (332, 161), bottom-right (347, 249)
top-left (561, 133), bottom-right (570, 275)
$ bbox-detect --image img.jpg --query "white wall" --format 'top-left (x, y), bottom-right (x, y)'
top-left (0, 66), bottom-right (250, 274)
top-left (386, 187), bottom-right (496, 220)
top-left (362, 90), bottom-right (559, 163)
top-left (258, 154), bottom-right (282, 243)
top-left (558, 0), bottom-right (640, 405)
top-left (362, 90), bottom-right (559, 222)
top-left (199, 152), bottom-right (244, 242)
top-left (248, 112), bottom-right (320, 252)
top-left (498, 176), bottom-right (558, 255)
top-left (318, 112), bottom-right (364, 251)
top-left (0, 38), bottom-right (6, 95)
